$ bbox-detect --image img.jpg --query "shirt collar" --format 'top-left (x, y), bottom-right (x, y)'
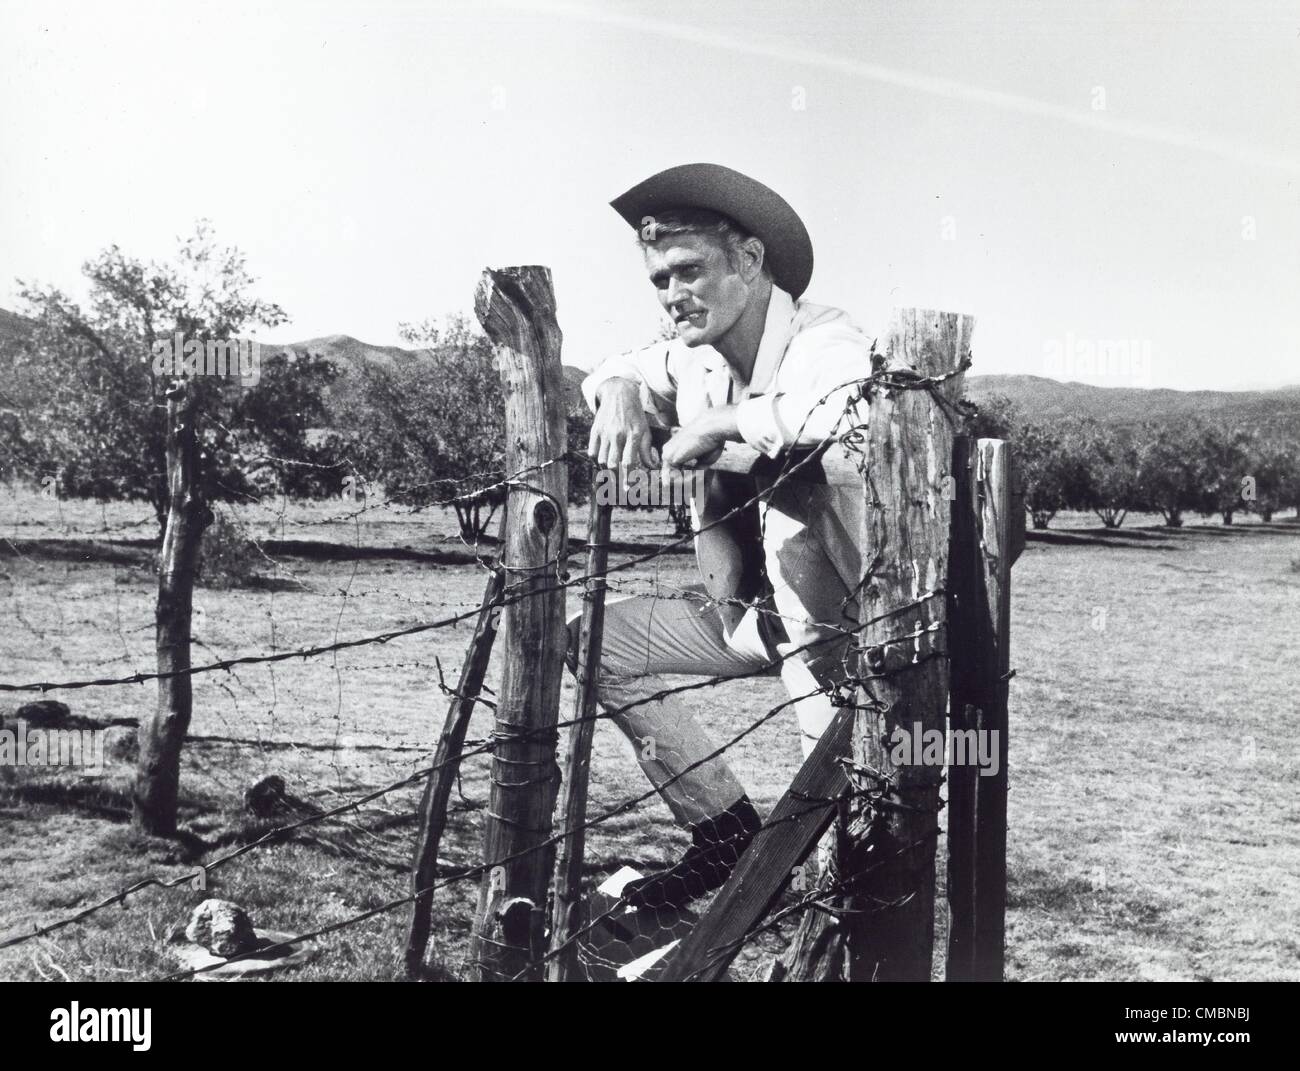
top-left (699, 285), bottom-right (797, 393)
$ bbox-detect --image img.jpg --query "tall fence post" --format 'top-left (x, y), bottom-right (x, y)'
top-left (546, 491), bottom-right (612, 982)
top-left (846, 308), bottom-right (973, 981)
top-left (946, 438), bottom-right (1018, 980)
top-left (945, 434), bottom-right (979, 978)
top-left (972, 439), bottom-right (1015, 978)
top-left (469, 267), bottom-right (568, 982)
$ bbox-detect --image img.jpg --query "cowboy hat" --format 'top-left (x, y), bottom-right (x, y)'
top-left (610, 163), bottom-right (814, 299)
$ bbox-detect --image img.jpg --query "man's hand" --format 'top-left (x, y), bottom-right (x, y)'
top-left (588, 378), bottom-right (658, 469)
top-left (660, 406), bottom-right (739, 469)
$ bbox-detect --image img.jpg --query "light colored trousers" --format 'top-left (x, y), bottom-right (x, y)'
top-left (566, 583), bottom-right (851, 827)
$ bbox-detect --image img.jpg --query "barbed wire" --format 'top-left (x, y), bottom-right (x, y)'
top-left (3, 360), bottom-right (969, 979)
top-left (0, 582), bottom-right (942, 957)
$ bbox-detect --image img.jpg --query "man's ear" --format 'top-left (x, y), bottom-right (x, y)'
top-left (739, 237), bottom-right (766, 282)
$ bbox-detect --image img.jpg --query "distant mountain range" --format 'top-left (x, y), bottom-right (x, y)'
top-left (3, 306), bottom-right (1297, 431)
top-left (256, 331), bottom-right (1300, 433)
top-left (964, 373), bottom-right (1300, 434)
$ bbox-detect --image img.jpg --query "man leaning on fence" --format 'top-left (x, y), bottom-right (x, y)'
top-left (573, 163), bottom-right (881, 911)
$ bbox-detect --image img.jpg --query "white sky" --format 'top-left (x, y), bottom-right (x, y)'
top-left (1, 0), bottom-right (1297, 389)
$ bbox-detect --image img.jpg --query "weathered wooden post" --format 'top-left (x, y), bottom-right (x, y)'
top-left (469, 267), bottom-right (568, 981)
top-left (134, 375), bottom-right (209, 835)
top-left (843, 308), bottom-right (972, 981)
top-left (546, 491), bottom-right (612, 982)
top-left (406, 560), bottom-right (506, 978)
top-left (972, 441), bottom-right (1015, 977)
top-left (946, 438), bottom-right (1020, 981)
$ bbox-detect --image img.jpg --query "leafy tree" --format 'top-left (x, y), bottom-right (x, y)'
top-left (228, 350), bottom-right (349, 500)
top-left (9, 221), bottom-right (309, 835)
top-left (966, 396), bottom-right (1082, 530)
top-left (1133, 420), bottom-right (1202, 528)
top-left (968, 392), bottom-right (1021, 440)
top-left (1241, 433), bottom-right (1299, 523)
top-left (1069, 419), bottom-right (1140, 528)
top-left (8, 222), bottom-right (336, 529)
top-left (344, 315), bottom-right (592, 542)
top-left (344, 316), bottom-right (505, 541)
top-left (1192, 422), bottom-right (1251, 525)
top-left (1017, 419), bottom-right (1086, 529)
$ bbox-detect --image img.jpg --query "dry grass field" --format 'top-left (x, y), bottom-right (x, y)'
top-left (1, 486), bottom-right (1297, 982)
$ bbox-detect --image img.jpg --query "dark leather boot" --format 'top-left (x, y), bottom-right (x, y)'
top-left (622, 796), bottom-right (763, 910)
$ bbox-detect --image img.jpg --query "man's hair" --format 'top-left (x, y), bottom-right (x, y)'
top-left (638, 207), bottom-right (771, 278)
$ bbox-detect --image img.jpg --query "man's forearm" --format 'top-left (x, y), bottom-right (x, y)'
top-left (697, 404), bottom-right (742, 444)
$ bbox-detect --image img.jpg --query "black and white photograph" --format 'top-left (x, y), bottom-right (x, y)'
top-left (0, 0), bottom-right (1294, 1038)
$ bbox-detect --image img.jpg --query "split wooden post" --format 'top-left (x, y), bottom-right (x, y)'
top-left (469, 267), bottom-right (568, 982)
top-left (546, 491), bottom-right (613, 982)
top-left (405, 558), bottom-right (505, 979)
top-left (845, 308), bottom-right (972, 981)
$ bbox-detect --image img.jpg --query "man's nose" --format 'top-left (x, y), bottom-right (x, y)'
top-left (666, 280), bottom-right (691, 310)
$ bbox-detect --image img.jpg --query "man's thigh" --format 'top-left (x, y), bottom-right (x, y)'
top-left (585, 584), bottom-right (774, 679)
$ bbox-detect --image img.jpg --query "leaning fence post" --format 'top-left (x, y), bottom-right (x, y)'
top-left (546, 489), bottom-right (612, 982)
top-left (405, 554), bottom-right (506, 979)
top-left (469, 266), bottom-right (568, 982)
top-left (846, 308), bottom-right (973, 981)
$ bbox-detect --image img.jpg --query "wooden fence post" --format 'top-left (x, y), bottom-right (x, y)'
top-left (469, 267), bottom-right (568, 982)
top-left (134, 376), bottom-right (209, 835)
top-left (546, 491), bottom-right (612, 982)
top-left (972, 440), bottom-right (1015, 978)
top-left (405, 559), bottom-right (505, 978)
top-left (946, 438), bottom-right (1018, 980)
top-left (945, 435), bottom-right (979, 978)
top-left (845, 308), bottom-right (972, 981)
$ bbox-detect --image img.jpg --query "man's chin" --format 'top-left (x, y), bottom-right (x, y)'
top-left (676, 324), bottom-right (714, 347)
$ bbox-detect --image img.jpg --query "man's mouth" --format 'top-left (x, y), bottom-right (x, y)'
top-left (675, 310), bottom-right (706, 327)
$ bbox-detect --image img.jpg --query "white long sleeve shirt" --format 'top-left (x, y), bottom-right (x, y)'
top-left (581, 286), bottom-right (878, 669)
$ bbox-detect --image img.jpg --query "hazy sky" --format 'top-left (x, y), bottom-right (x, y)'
top-left (2, 0), bottom-right (1297, 389)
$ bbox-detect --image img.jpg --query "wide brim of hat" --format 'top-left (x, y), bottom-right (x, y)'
top-left (610, 163), bottom-right (813, 299)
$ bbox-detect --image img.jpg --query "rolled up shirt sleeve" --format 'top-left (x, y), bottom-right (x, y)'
top-left (580, 341), bottom-right (679, 423)
top-left (735, 329), bottom-right (877, 459)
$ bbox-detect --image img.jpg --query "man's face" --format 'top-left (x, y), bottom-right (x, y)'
top-left (643, 233), bottom-right (750, 348)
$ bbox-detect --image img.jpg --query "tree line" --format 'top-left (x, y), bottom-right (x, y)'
top-left (970, 394), bottom-right (1299, 529)
top-left (0, 225), bottom-right (593, 547)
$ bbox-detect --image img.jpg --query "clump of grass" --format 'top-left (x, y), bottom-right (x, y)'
top-left (198, 508), bottom-right (267, 588)
top-left (1289, 557), bottom-right (1300, 574)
